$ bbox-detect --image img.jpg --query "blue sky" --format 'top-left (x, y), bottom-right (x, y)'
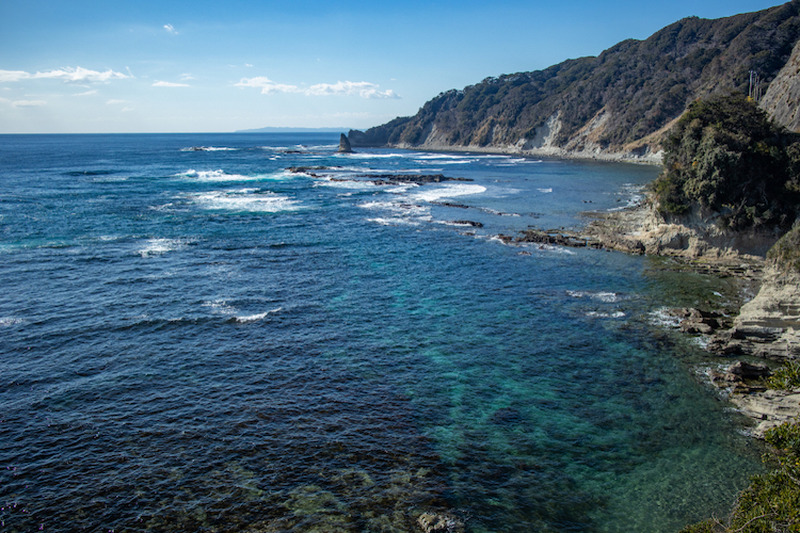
top-left (0, 0), bottom-right (787, 133)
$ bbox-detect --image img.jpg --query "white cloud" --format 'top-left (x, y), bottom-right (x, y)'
top-left (0, 70), bottom-right (32, 82)
top-left (106, 99), bottom-right (128, 105)
top-left (34, 67), bottom-right (130, 83)
top-left (74, 89), bottom-right (98, 96)
top-left (307, 80), bottom-right (399, 99)
top-left (235, 76), bottom-right (300, 95)
top-left (180, 73), bottom-right (195, 81)
top-left (153, 80), bottom-right (189, 87)
top-left (164, 24), bottom-right (178, 34)
top-left (0, 67), bottom-right (131, 84)
top-left (236, 77), bottom-right (400, 99)
top-left (13, 99), bottom-right (46, 108)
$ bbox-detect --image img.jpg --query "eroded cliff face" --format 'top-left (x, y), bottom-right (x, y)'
top-left (761, 39), bottom-right (800, 133)
top-left (712, 268), bottom-right (800, 359)
top-left (401, 110), bottom-right (666, 164)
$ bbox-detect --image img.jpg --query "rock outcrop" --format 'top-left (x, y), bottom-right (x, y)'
top-left (710, 267), bottom-right (800, 360)
top-left (338, 133), bottom-right (353, 153)
top-left (761, 38), bottom-right (800, 133)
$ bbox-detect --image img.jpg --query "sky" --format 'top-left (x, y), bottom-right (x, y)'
top-left (0, 0), bottom-right (788, 133)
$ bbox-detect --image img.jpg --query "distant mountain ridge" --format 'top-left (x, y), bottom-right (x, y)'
top-left (349, 1), bottom-right (800, 162)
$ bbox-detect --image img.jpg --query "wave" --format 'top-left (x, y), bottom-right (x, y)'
top-left (586, 311), bottom-right (627, 319)
top-left (180, 146), bottom-right (238, 152)
top-left (648, 307), bottom-right (682, 328)
top-left (0, 316), bottom-right (25, 327)
top-left (608, 183), bottom-right (646, 211)
top-left (203, 299), bottom-right (283, 323)
top-left (566, 290), bottom-right (625, 303)
top-left (174, 169), bottom-right (292, 183)
top-left (342, 152), bottom-right (408, 159)
top-left (409, 183), bottom-right (487, 202)
top-left (137, 238), bottom-right (192, 257)
top-left (537, 188), bottom-right (553, 194)
top-left (190, 189), bottom-right (301, 213)
top-left (234, 308), bottom-right (282, 323)
top-left (366, 217), bottom-right (422, 227)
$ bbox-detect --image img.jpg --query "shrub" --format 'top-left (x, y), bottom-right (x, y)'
top-left (653, 94), bottom-right (800, 229)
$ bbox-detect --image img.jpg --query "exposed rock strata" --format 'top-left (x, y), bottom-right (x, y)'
top-left (709, 268), bottom-right (800, 360)
top-left (761, 39), bottom-right (800, 133)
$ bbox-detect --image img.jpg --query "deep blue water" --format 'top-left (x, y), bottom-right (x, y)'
top-left (0, 133), bottom-right (763, 532)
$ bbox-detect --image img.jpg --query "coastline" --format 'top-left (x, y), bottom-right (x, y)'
top-left (381, 140), bottom-right (664, 166)
top-left (512, 199), bottom-right (800, 438)
top-left (358, 139), bottom-right (800, 439)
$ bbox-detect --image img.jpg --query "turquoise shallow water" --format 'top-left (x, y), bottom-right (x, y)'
top-left (0, 133), bottom-right (762, 532)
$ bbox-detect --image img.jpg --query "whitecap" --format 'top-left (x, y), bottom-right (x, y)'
top-left (586, 311), bottom-right (627, 319)
top-left (180, 146), bottom-right (238, 152)
top-left (567, 290), bottom-right (624, 303)
top-left (537, 188), bottom-right (553, 194)
top-left (235, 307), bottom-right (283, 323)
top-left (647, 307), bottom-right (682, 328)
top-left (191, 190), bottom-right (301, 213)
top-left (366, 217), bottom-right (422, 227)
top-left (174, 169), bottom-right (290, 182)
top-left (342, 152), bottom-right (407, 159)
top-left (409, 183), bottom-right (487, 202)
top-left (137, 238), bottom-right (190, 257)
top-left (315, 179), bottom-right (378, 191)
top-left (0, 316), bottom-right (25, 327)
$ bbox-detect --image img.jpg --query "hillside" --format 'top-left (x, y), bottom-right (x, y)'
top-left (349, 1), bottom-right (800, 162)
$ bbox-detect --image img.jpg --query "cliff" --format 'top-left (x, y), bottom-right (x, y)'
top-left (349, 1), bottom-right (800, 162)
top-left (760, 38), bottom-right (800, 132)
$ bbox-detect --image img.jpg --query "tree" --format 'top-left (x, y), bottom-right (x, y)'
top-left (653, 93), bottom-right (800, 230)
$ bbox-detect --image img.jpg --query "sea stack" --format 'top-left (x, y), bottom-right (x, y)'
top-left (338, 133), bottom-right (353, 153)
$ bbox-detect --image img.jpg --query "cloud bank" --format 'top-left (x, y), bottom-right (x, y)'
top-left (0, 67), bottom-right (131, 83)
top-left (235, 77), bottom-right (399, 99)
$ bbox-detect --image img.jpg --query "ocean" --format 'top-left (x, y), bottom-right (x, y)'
top-left (0, 133), bottom-right (763, 532)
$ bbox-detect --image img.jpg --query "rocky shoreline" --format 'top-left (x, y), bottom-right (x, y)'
top-left (506, 201), bottom-right (800, 438)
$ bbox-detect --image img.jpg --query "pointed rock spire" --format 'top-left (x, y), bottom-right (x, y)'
top-left (338, 133), bottom-right (353, 153)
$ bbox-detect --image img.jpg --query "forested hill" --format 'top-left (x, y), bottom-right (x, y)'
top-left (348, 1), bottom-right (800, 162)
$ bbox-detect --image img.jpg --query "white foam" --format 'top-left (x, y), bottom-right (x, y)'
top-left (191, 190), bottom-right (300, 213)
top-left (409, 183), bottom-right (486, 202)
top-left (0, 316), bottom-right (24, 327)
top-left (342, 152), bottom-right (407, 159)
top-left (537, 188), bottom-right (553, 194)
top-left (586, 311), bottom-right (627, 319)
top-left (236, 307), bottom-right (282, 323)
top-left (648, 307), bottom-right (682, 328)
top-left (315, 178), bottom-right (378, 191)
top-left (137, 238), bottom-right (189, 257)
top-left (180, 146), bottom-right (237, 152)
top-left (567, 290), bottom-right (624, 303)
top-left (175, 169), bottom-right (290, 183)
top-left (366, 217), bottom-right (422, 226)
top-left (203, 299), bottom-right (282, 323)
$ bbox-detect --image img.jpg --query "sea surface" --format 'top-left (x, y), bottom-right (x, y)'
top-left (0, 133), bottom-right (764, 532)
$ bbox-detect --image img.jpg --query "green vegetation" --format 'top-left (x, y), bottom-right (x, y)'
top-left (681, 421), bottom-right (800, 533)
top-left (767, 223), bottom-right (800, 272)
top-left (768, 360), bottom-right (800, 390)
top-left (652, 94), bottom-right (800, 230)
